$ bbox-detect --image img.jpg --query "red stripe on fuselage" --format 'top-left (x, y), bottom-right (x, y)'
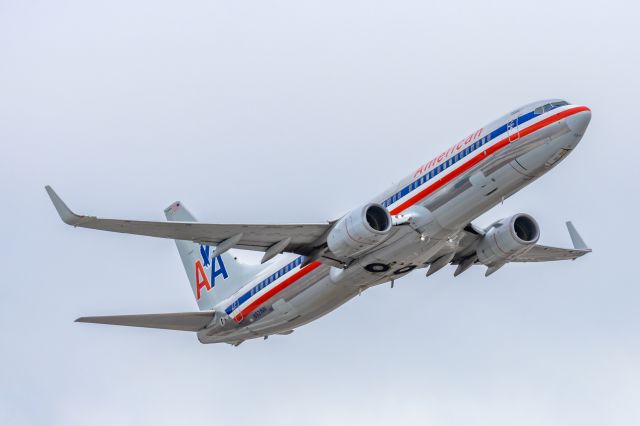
top-left (389, 106), bottom-right (589, 215)
top-left (233, 106), bottom-right (589, 321)
top-left (232, 261), bottom-right (322, 322)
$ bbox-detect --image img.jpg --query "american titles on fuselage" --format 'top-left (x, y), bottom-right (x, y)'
top-left (413, 128), bottom-right (483, 179)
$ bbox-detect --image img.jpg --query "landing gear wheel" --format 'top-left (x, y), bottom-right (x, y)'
top-left (364, 263), bottom-right (390, 273)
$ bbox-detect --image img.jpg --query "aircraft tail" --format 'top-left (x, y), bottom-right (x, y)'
top-left (164, 202), bottom-right (266, 311)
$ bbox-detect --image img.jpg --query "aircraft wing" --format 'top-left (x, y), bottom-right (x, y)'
top-left (450, 220), bottom-right (591, 276)
top-left (511, 221), bottom-right (591, 262)
top-left (76, 311), bottom-right (214, 331)
top-left (46, 186), bottom-right (336, 264)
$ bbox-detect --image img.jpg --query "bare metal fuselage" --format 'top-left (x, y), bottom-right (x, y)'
top-left (200, 101), bottom-right (592, 344)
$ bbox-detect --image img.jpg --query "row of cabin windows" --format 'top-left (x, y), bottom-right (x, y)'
top-left (383, 134), bottom-right (492, 207)
top-left (235, 108), bottom-right (560, 309)
top-left (248, 258), bottom-right (303, 296)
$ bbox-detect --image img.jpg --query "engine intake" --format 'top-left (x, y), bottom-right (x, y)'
top-left (476, 214), bottom-right (540, 265)
top-left (327, 203), bottom-right (393, 258)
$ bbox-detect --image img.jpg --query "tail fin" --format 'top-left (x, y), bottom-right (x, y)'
top-left (164, 202), bottom-right (266, 311)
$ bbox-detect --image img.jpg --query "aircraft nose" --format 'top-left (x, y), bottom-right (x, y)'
top-left (566, 107), bottom-right (591, 135)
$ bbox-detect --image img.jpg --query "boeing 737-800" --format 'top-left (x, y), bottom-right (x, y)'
top-left (47, 99), bottom-right (592, 345)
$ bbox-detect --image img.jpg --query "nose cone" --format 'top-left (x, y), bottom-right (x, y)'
top-left (566, 107), bottom-right (591, 136)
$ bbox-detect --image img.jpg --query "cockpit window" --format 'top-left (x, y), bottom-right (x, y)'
top-left (534, 101), bottom-right (570, 115)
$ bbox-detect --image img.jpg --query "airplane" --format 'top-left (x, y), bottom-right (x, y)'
top-left (46, 99), bottom-right (592, 346)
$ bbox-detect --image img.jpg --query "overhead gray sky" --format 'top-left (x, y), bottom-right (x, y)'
top-left (2, 1), bottom-right (639, 425)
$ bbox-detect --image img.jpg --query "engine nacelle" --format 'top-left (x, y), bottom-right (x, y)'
top-left (327, 203), bottom-right (393, 258)
top-left (476, 214), bottom-right (540, 265)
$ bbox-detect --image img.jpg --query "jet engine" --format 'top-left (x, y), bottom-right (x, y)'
top-left (476, 214), bottom-right (540, 265)
top-left (327, 203), bottom-right (393, 258)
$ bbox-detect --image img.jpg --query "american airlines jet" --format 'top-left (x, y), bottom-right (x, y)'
top-left (47, 99), bottom-right (592, 346)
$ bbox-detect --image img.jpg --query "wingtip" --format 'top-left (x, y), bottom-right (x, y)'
top-left (45, 186), bottom-right (83, 225)
top-left (566, 221), bottom-right (589, 250)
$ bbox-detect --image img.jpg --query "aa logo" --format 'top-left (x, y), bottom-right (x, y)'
top-left (195, 245), bottom-right (229, 300)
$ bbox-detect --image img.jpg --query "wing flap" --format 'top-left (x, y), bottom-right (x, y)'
top-left (511, 245), bottom-right (591, 262)
top-left (75, 311), bottom-right (215, 331)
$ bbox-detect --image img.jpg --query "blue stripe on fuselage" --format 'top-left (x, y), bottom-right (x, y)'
top-left (382, 108), bottom-right (543, 209)
top-left (225, 256), bottom-right (305, 315)
top-left (223, 105), bottom-right (558, 318)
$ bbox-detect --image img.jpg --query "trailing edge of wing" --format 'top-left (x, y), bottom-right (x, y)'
top-left (45, 186), bottom-right (332, 257)
top-left (75, 311), bottom-right (215, 331)
top-left (510, 245), bottom-right (591, 262)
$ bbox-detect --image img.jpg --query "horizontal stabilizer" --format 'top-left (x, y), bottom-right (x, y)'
top-left (75, 311), bottom-right (215, 332)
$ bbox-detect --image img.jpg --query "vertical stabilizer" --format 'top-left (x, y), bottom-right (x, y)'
top-left (164, 202), bottom-right (266, 311)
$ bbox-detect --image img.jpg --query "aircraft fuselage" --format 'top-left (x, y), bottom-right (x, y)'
top-left (200, 100), bottom-right (592, 344)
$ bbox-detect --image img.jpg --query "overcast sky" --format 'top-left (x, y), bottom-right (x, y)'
top-left (2, 1), bottom-right (639, 425)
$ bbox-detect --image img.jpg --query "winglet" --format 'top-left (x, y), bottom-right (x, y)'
top-left (44, 186), bottom-right (84, 226)
top-left (566, 221), bottom-right (589, 250)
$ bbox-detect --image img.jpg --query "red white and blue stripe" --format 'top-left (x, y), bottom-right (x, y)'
top-left (224, 102), bottom-right (590, 322)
